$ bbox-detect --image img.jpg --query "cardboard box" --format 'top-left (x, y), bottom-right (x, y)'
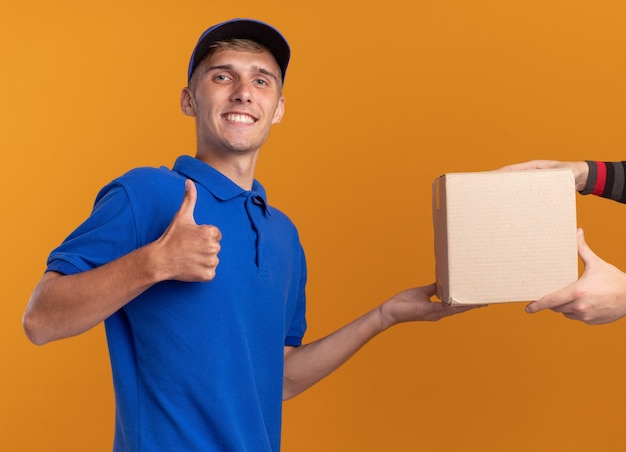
top-left (432, 169), bottom-right (578, 306)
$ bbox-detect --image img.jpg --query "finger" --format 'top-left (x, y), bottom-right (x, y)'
top-left (575, 228), bottom-right (597, 267)
top-left (424, 283), bottom-right (437, 297)
top-left (209, 226), bottom-right (223, 242)
top-left (525, 286), bottom-right (575, 313)
top-left (562, 312), bottom-right (581, 322)
top-left (497, 163), bottom-right (526, 171)
top-left (496, 161), bottom-right (542, 172)
top-left (204, 225), bottom-right (223, 245)
top-left (428, 303), bottom-right (483, 321)
top-left (175, 179), bottom-right (198, 224)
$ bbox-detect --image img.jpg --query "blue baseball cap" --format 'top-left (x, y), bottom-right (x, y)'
top-left (187, 18), bottom-right (291, 83)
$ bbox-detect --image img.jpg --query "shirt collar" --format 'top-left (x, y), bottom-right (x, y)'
top-left (172, 155), bottom-right (269, 205)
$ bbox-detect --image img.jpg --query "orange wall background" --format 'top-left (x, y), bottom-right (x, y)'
top-left (3, 1), bottom-right (626, 451)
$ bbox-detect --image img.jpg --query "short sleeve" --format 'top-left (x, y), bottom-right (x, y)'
top-left (46, 183), bottom-right (139, 275)
top-left (284, 247), bottom-right (307, 346)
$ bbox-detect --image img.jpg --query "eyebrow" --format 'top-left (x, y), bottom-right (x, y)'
top-left (206, 64), bottom-right (279, 82)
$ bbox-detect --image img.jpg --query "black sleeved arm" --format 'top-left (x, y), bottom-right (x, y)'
top-left (579, 160), bottom-right (626, 204)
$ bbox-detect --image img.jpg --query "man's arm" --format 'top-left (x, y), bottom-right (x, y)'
top-left (282, 284), bottom-right (480, 399)
top-left (23, 180), bottom-right (221, 345)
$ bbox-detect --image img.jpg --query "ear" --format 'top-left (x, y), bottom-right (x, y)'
top-left (271, 96), bottom-right (286, 125)
top-left (180, 88), bottom-right (196, 117)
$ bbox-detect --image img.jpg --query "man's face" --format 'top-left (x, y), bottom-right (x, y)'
top-left (183, 48), bottom-right (285, 159)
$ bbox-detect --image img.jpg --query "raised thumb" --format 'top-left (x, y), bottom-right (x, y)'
top-left (175, 179), bottom-right (198, 224)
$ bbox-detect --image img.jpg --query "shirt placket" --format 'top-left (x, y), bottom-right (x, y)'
top-left (244, 192), bottom-right (270, 276)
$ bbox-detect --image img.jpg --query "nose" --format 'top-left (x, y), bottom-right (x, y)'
top-left (231, 78), bottom-right (252, 103)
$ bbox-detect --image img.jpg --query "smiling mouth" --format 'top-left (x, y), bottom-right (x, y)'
top-left (223, 113), bottom-right (256, 124)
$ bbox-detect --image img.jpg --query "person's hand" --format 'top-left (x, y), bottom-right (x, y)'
top-left (498, 160), bottom-right (589, 192)
top-left (153, 179), bottom-right (222, 282)
top-left (379, 283), bottom-right (484, 329)
top-left (526, 228), bottom-right (626, 324)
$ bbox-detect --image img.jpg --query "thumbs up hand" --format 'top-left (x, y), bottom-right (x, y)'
top-left (154, 179), bottom-right (222, 282)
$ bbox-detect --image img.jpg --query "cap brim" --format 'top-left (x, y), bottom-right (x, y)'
top-left (188, 19), bottom-right (290, 83)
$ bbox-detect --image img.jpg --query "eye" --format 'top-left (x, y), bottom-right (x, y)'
top-left (214, 74), bottom-right (231, 82)
top-left (254, 78), bottom-right (269, 87)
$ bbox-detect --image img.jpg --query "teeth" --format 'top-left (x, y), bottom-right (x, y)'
top-left (224, 113), bottom-right (255, 124)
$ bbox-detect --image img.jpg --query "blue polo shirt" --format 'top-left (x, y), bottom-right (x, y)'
top-left (46, 155), bottom-right (308, 451)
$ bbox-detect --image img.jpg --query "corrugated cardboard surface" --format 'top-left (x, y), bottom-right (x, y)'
top-left (433, 169), bottom-right (578, 305)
